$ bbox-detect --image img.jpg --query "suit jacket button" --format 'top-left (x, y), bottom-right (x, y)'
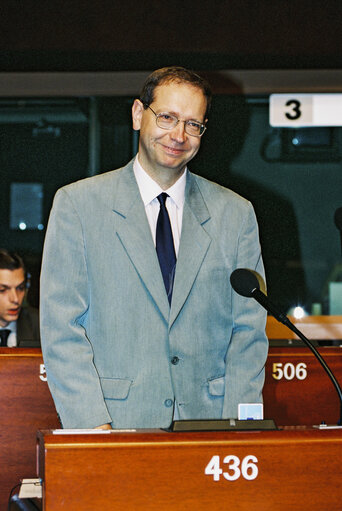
top-left (171, 356), bottom-right (179, 365)
top-left (164, 399), bottom-right (173, 408)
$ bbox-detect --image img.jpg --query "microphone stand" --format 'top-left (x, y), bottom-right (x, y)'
top-left (253, 288), bottom-right (342, 426)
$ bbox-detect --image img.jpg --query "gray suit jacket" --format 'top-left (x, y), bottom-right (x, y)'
top-left (40, 160), bottom-right (268, 429)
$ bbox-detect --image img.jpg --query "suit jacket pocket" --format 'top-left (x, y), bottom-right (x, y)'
top-left (208, 376), bottom-right (225, 396)
top-left (100, 377), bottom-right (133, 400)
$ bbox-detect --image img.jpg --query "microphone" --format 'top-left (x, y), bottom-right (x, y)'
top-left (230, 268), bottom-right (342, 426)
top-left (334, 207), bottom-right (342, 255)
top-left (230, 269), bottom-right (291, 327)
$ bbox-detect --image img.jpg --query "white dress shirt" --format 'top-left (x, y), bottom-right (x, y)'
top-left (133, 156), bottom-right (186, 255)
top-left (0, 321), bottom-right (17, 347)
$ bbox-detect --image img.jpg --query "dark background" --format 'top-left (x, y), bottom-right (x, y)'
top-left (0, 0), bottom-right (341, 71)
top-left (0, 0), bottom-right (341, 313)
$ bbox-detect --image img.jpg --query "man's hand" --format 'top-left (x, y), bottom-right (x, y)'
top-left (93, 423), bottom-right (112, 430)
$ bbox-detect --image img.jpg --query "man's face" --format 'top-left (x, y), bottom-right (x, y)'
top-left (0, 268), bottom-right (26, 327)
top-left (132, 81), bottom-right (207, 181)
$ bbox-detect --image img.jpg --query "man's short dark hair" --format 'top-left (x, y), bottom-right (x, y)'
top-left (0, 249), bottom-right (26, 279)
top-left (139, 66), bottom-right (212, 119)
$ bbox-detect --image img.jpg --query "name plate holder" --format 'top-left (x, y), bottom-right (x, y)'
top-left (169, 418), bottom-right (277, 432)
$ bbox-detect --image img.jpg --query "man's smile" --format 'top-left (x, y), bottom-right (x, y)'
top-left (160, 143), bottom-right (186, 155)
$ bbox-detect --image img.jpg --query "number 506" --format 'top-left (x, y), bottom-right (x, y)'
top-left (272, 362), bottom-right (307, 380)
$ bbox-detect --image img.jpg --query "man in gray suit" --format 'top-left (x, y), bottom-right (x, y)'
top-left (40, 67), bottom-right (268, 430)
top-left (0, 249), bottom-right (40, 347)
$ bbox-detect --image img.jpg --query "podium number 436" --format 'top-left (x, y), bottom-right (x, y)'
top-left (205, 455), bottom-right (258, 481)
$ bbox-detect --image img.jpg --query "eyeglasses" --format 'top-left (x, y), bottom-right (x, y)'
top-left (144, 104), bottom-right (206, 137)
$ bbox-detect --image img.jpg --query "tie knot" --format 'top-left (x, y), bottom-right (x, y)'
top-left (157, 193), bottom-right (169, 207)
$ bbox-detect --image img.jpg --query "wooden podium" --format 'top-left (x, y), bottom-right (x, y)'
top-left (264, 346), bottom-right (342, 424)
top-left (37, 427), bottom-right (342, 511)
top-left (0, 349), bottom-right (60, 511)
top-left (266, 315), bottom-right (342, 341)
top-left (1, 317), bottom-right (342, 509)
top-left (264, 315), bottom-right (342, 425)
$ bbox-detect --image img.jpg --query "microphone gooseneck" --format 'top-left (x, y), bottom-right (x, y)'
top-left (230, 268), bottom-right (342, 426)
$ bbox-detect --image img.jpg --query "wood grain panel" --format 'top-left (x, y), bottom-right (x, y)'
top-left (0, 349), bottom-right (59, 510)
top-left (265, 346), bottom-right (342, 425)
top-left (37, 428), bottom-right (342, 511)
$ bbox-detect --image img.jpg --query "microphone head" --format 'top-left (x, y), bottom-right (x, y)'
top-left (334, 207), bottom-right (342, 231)
top-left (230, 268), bottom-right (260, 297)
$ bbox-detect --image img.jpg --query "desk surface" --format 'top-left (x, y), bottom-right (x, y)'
top-left (37, 427), bottom-right (342, 511)
top-left (266, 315), bottom-right (342, 339)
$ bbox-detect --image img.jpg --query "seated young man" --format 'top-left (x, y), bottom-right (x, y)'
top-left (0, 249), bottom-right (40, 347)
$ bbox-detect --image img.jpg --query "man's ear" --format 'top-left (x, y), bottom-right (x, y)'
top-left (132, 99), bottom-right (144, 131)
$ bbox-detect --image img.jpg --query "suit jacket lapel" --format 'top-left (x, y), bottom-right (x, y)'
top-left (169, 173), bottom-right (211, 327)
top-left (112, 163), bottom-right (170, 322)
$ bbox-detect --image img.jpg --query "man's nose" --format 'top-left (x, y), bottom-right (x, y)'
top-left (9, 289), bottom-right (19, 304)
top-left (171, 121), bottom-right (187, 142)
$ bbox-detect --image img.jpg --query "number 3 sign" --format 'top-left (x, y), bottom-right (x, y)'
top-left (270, 94), bottom-right (342, 127)
top-left (270, 94), bottom-right (313, 126)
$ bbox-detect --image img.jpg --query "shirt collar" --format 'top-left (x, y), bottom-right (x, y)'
top-left (0, 320), bottom-right (17, 333)
top-left (133, 155), bottom-right (186, 208)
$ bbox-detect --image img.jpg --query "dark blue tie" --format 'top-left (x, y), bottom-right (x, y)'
top-left (0, 329), bottom-right (11, 347)
top-left (156, 193), bottom-right (176, 304)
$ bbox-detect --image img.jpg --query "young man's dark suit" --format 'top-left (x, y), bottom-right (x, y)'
top-left (16, 306), bottom-right (40, 347)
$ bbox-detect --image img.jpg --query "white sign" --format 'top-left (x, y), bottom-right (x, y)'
top-left (238, 403), bottom-right (264, 420)
top-left (270, 94), bottom-right (342, 127)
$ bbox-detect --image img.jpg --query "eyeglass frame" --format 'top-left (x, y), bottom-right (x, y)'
top-left (143, 103), bottom-right (207, 137)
